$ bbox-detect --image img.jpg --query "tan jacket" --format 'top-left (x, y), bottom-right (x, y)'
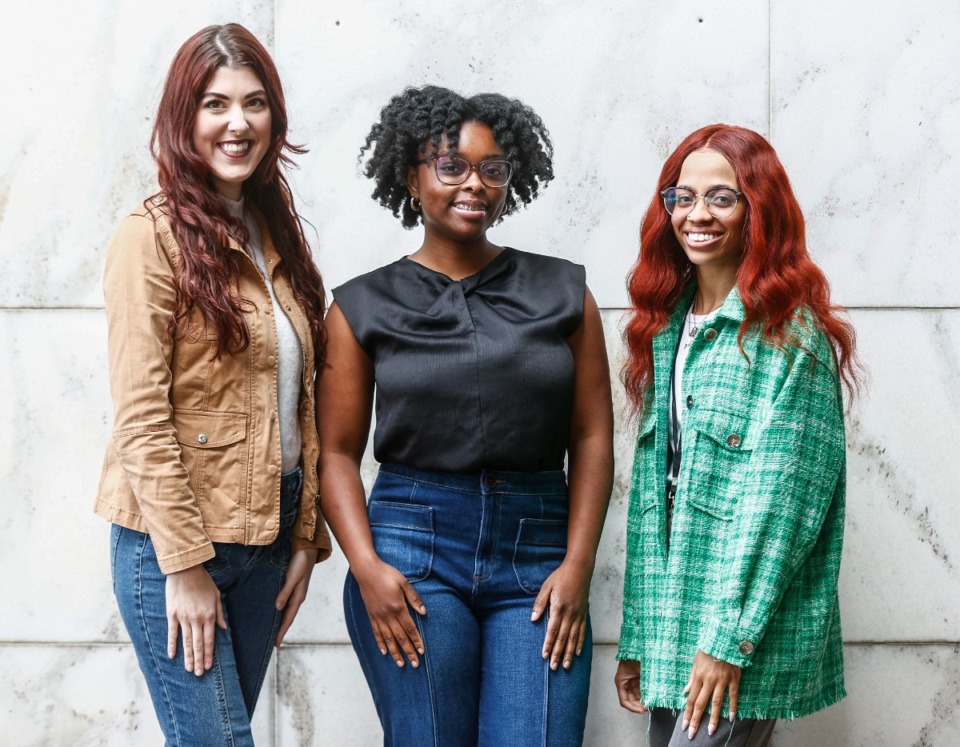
top-left (95, 197), bottom-right (331, 574)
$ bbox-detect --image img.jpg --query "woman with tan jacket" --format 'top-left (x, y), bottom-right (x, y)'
top-left (95, 24), bottom-right (328, 744)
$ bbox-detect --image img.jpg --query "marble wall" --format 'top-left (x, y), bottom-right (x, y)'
top-left (1, 0), bottom-right (957, 744)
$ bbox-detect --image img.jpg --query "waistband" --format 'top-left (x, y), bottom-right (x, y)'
top-left (378, 463), bottom-right (567, 495)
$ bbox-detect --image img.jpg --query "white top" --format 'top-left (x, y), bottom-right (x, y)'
top-left (223, 196), bottom-right (304, 473)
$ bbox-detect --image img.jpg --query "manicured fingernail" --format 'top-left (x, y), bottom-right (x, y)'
top-left (417, 646), bottom-right (424, 654)
top-left (687, 726), bottom-right (695, 740)
top-left (681, 718), bottom-right (689, 730)
top-left (563, 659), bottom-right (571, 669)
top-left (550, 660), bottom-right (558, 671)
top-left (411, 660), bottom-right (419, 668)
top-left (708, 724), bottom-right (716, 736)
top-left (395, 659), bottom-right (404, 668)
top-left (379, 648), bottom-right (387, 655)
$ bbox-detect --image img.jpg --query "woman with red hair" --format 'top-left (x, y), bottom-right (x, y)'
top-left (95, 24), bottom-right (329, 744)
top-left (613, 125), bottom-right (860, 746)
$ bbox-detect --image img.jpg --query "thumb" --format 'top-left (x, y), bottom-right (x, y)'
top-left (402, 580), bottom-right (426, 615)
top-left (216, 596), bottom-right (227, 630)
top-left (531, 580), bottom-right (552, 622)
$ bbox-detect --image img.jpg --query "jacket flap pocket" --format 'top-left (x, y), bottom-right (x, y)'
top-left (173, 410), bottom-right (247, 449)
top-left (693, 408), bottom-right (756, 451)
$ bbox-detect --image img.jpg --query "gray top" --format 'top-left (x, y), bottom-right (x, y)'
top-left (333, 248), bottom-right (586, 473)
top-left (224, 196), bottom-right (303, 473)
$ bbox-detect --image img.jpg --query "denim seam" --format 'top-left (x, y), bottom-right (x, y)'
top-left (346, 578), bottom-right (377, 688)
top-left (133, 531), bottom-right (180, 746)
top-left (249, 590), bottom-right (284, 715)
top-left (211, 646), bottom-right (236, 746)
top-left (540, 636), bottom-right (550, 747)
top-left (415, 613), bottom-right (441, 747)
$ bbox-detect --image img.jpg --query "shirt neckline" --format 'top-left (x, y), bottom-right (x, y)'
top-left (400, 247), bottom-right (515, 284)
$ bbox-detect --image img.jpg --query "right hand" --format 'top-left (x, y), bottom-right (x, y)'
top-left (165, 564), bottom-right (227, 676)
top-left (353, 560), bottom-right (427, 668)
top-left (615, 659), bottom-right (648, 714)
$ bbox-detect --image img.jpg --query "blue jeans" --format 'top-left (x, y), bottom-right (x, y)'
top-left (111, 467), bottom-right (302, 746)
top-left (345, 464), bottom-right (592, 746)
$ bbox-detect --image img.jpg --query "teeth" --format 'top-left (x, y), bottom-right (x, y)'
top-left (454, 203), bottom-right (486, 212)
top-left (220, 142), bottom-right (250, 154)
top-left (687, 232), bottom-right (717, 242)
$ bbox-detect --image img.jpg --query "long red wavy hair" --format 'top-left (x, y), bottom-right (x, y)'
top-left (150, 23), bottom-right (325, 361)
top-left (622, 124), bottom-right (861, 414)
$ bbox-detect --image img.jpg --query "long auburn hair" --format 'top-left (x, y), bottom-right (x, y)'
top-left (622, 124), bottom-right (861, 414)
top-left (150, 23), bottom-right (325, 361)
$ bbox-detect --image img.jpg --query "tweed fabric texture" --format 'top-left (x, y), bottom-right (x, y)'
top-left (618, 285), bottom-right (847, 719)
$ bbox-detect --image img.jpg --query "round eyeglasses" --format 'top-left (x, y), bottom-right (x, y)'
top-left (661, 187), bottom-right (743, 219)
top-left (420, 155), bottom-right (514, 188)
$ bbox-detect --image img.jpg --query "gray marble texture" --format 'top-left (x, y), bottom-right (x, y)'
top-left (1, 0), bottom-right (958, 744)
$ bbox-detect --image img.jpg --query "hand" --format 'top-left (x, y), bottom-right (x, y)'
top-left (274, 548), bottom-right (319, 647)
top-left (531, 559), bottom-right (591, 670)
top-left (614, 659), bottom-right (647, 714)
top-left (353, 560), bottom-right (427, 669)
top-left (682, 650), bottom-right (741, 739)
top-left (165, 564), bottom-right (227, 676)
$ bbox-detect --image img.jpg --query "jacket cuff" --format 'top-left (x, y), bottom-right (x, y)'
top-left (698, 618), bottom-right (758, 669)
top-left (156, 542), bottom-right (216, 575)
top-left (617, 624), bottom-right (643, 661)
top-left (292, 529), bottom-right (332, 563)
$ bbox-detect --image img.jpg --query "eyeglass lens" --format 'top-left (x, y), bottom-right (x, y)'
top-left (435, 156), bottom-right (512, 187)
top-left (662, 187), bottom-right (739, 218)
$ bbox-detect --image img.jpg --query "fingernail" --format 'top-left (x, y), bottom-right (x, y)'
top-left (563, 659), bottom-right (571, 669)
top-left (550, 660), bottom-right (558, 671)
top-left (411, 660), bottom-right (419, 668)
top-left (687, 726), bottom-right (695, 740)
top-left (708, 724), bottom-right (716, 736)
top-left (379, 648), bottom-right (387, 655)
top-left (395, 659), bottom-right (404, 668)
top-left (417, 647), bottom-right (424, 654)
top-left (681, 718), bottom-right (689, 731)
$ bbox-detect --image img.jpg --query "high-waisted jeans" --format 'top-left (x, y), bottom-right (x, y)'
top-left (111, 467), bottom-right (302, 746)
top-left (345, 463), bottom-right (592, 747)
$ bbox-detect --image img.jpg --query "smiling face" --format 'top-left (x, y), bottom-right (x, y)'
top-left (406, 120), bottom-right (509, 246)
top-left (671, 149), bottom-right (746, 278)
top-left (192, 65), bottom-right (272, 200)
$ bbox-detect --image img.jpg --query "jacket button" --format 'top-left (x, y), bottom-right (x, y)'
top-left (268, 464), bottom-right (278, 475)
top-left (267, 356), bottom-right (276, 366)
top-left (197, 433), bottom-right (208, 444)
top-left (265, 518), bottom-right (276, 530)
top-left (738, 641), bottom-right (754, 655)
top-left (685, 395), bottom-right (694, 409)
top-left (704, 328), bottom-right (717, 341)
top-left (726, 433), bottom-right (742, 448)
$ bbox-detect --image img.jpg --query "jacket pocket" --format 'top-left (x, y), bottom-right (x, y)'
top-left (369, 501), bottom-right (434, 583)
top-left (513, 518), bottom-right (568, 594)
top-left (686, 408), bottom-right (755, 521)
top-left (173, 410), bottom-right (248, 515)
top-left (630, 411), bottom-right (659, 516)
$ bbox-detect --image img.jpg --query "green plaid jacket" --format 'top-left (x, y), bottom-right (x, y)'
top-left (618, 285), bottom-right (847, 719)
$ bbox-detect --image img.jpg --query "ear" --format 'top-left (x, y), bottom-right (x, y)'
top-left (406, 166), bottom-right (420, 199)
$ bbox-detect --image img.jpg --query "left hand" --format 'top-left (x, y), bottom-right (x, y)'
top-left (274, 548), bottom-right (319, 647)
top-left (682, 649), bottom-right (741, 739)
top-left (531, 558), bottom-right (592, 670)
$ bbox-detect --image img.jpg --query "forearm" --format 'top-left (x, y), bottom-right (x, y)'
top-left (565, 430), bottom-right (614, 568)
top-left (318, 452), bottom-right (381, 575)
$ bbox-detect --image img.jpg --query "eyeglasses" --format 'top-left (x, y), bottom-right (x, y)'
top-left (661, 187), bottom-right (743, 218)
top-left (419, 155), bottom-right (514, 188)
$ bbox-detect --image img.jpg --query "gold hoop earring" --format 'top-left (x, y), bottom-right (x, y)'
top-left (410, 196), bottom-right (421, 212)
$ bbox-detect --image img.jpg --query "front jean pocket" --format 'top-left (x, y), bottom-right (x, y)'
top-left (513, 518), bottom-right (568, 594)
top-left (368, 501), bottom-right (434, 583)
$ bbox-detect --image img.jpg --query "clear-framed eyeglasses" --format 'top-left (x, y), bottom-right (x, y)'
top-left (419, 155), bottom-right (514, 188)
top-left (661, 187), bottom-right (743, 219)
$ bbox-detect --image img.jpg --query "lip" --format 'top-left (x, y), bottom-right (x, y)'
top-left (451, 199), bottom-right (488, 217)
top-left (217, 140), bottom-right (253, 159)
top-left (683, 230), bottom-right (723, 249)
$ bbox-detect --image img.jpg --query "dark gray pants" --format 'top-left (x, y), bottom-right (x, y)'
top-left (648, 707), bottom-right (776, 747)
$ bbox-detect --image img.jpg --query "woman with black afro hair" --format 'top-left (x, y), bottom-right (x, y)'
top-left (317, 85), bottom-right (614, 745)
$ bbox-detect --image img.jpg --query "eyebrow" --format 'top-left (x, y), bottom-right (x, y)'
top-left (675, 183), bottom-right (736, 191)
top-left (201, 89), bottom-right (268, 100)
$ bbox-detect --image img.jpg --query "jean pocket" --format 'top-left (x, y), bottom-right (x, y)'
top-left (513, 518), bottom-right (568, 595)
top-left (203, 543), bottom-right (232, 578)
top-left (369, 501), bottom-right (434, 583)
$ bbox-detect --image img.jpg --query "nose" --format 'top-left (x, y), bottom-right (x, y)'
top-left (461, 165), bottom-right (485, 191)
top-left (227, 105), bottom-right (249, 134)
top-left (686, 195), bottom-right (711, 222)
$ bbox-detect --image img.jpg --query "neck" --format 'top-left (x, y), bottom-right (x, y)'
top-left (693, 265), bottom-right (737, 314)
top-left (410, 236), bottom-right (502, 281)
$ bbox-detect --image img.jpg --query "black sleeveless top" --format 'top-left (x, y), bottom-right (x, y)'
top-left (333, 248), bottom-right (586, 473)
